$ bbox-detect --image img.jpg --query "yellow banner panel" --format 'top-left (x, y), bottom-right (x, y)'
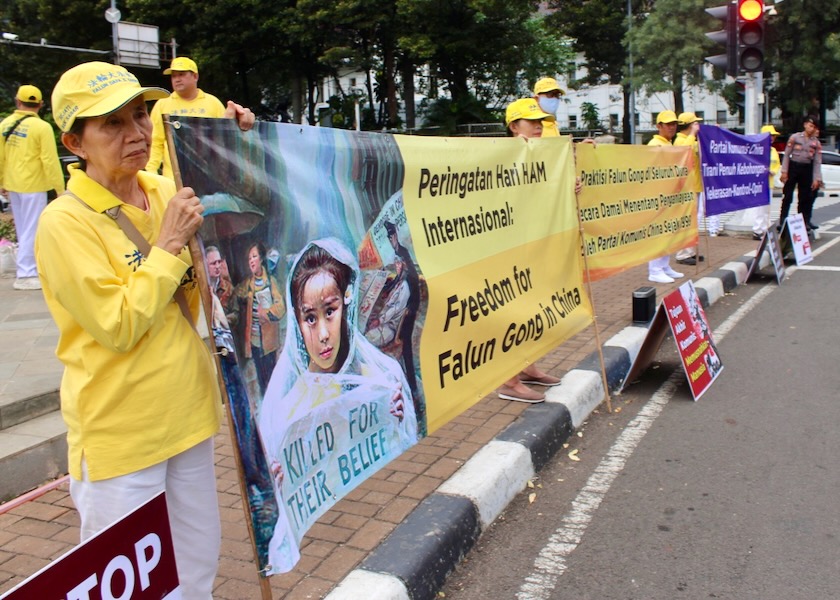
top-left (395, 136), bottom-right (592, 432)
top-left (576, 144), bottom-right (699, 281)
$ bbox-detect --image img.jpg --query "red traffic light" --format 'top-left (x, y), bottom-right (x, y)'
top-left (739, 0), bottom-right (762, 21)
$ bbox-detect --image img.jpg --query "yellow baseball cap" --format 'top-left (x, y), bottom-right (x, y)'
top-left (761, 124), bottom-right (780, 135)
top-left (656, 110), bottom-right (678, 124)
top-left (505, 99), bottom-right (554, 126)
top-left (533, 77), bottom-right (565, 96)
top-left (164, 56), bottom-right (198, 75)
top-left (16, 85), bottom-right (42, 103)
top-left (51, 62), bottom-right (168, 132)
top-left (677, 112), bottom-right (703, 125)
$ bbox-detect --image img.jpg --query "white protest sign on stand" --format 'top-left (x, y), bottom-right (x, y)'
top-left (786, 213), bottom-right (813, 266)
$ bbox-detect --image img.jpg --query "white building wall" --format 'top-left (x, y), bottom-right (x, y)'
top-left (317, 55), bottom-right (840, 134)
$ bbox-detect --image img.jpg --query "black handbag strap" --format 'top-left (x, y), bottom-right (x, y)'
top-left (2, 114), bottom-right (34, 140)
top-left (63, 190), bottom-right (196, 329)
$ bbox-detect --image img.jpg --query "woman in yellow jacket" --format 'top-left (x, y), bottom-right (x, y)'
top-left (36, 61), bottom-right (253, 600)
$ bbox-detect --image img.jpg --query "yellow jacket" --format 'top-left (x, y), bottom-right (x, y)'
top-left (647, 134), bottom-right (672, 147)
top-left (541, 119), bottom-right (559, 137)
top-left (35, 166), bottom-right (221, 480)
top-left (769, 146), bottom-right (780, 189)
top-left (0, 110), bottom-right (65, 194)
top-left (146, 90), bottom-right (226, 178)
top-left (674, 131), bottom-right (702, 192)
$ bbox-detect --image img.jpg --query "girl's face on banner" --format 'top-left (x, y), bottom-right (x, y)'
top-left (298, 270), bottom-right (345, 373)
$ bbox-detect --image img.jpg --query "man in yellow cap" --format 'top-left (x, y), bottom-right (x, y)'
top-left (0, 84), bottom-right (65, 290)
top-left (647, 110), bottom-right (684, 284)
top-left (146, 56), bottom-right (255, 178)
top-left (673, 111), bottom-right (711, 265)
top-left (750, 124), bottom-right (781, 239)
top-left (532, 77), bottom-right (565, 137)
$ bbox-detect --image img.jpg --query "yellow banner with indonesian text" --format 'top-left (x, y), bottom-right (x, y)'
top-left (576, 144), bottom-right (698, 281)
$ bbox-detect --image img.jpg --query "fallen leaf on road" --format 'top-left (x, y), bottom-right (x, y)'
top-left (568, 449), bottom-right (580, 461)
top-left (529, 492), bottom-right (537, 503)
top-left (527, 480), bottom-right (535, 489)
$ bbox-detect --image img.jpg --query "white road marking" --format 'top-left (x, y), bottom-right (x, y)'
top-left (517, 234), bottom-right (840, 599)
top-left (796, 265), bottom-right (840, 271)
top-left (516, 277), bottom-right (783, 599)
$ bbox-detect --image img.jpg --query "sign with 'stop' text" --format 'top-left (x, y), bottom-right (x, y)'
top-left (0, 492), bottom-right (179, 600)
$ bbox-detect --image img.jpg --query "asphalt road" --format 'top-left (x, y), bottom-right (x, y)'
top-left (441, 227), bottom-right (840, 599)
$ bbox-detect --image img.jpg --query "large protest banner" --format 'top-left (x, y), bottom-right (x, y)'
top-left (170, 120), bottom-right (592, 574)
top-left (698, 124), bottom-right (770, 215)
top-left (575, 143), bottom-right (697, 281)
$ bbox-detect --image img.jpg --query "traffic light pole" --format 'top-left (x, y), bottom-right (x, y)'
top-left (744, 72), bottom-right (759, 134)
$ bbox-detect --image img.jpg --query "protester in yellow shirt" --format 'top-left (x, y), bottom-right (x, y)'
top-left (38, 61), bottom-right (227, 599)
top-left (146, 56), bottom-right (255, 178)
top-left (674, 111), bottom-right (713, 265)
top-left (493, 98), bottom-right (565, 403)
top-left (751, 124), bottom-right (781, 239)
top-left (532, 77), bottom-right (565, 137)
top-left (647, 110), bottom-right (685, 284)
top-left (0, 85), bottom-right (65, 290)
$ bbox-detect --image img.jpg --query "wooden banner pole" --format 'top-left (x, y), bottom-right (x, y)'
top-left (165, 116), bottom-right (274, 600)
top-left (572, 142), bottom-right (612, 413)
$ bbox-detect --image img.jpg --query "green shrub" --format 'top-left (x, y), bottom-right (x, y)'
top-left (0, 214), bottom-right (16, 243)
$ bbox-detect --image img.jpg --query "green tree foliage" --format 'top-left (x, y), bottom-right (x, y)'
top-left (397, 0), bottom-right (551, 125)
top-left (546, 0), bottom-right (646, 142)
top-left (765, 0), bottom-right (840, 130)
top-left (625, 0), bottom-right (709, 115)
top-left (491, 16), bottom-right (574, 103)
top-left (0, 0), bottom-right (113, 116)
top-left (580, 101), bottom-right (600, 131)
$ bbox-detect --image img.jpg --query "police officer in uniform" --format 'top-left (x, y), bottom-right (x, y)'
top-left (779, 115), bottom-right (822, 232)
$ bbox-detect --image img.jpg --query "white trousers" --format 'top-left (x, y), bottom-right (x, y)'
top-left (70, 438), bottom-right (220, 600)
top-left (9, 191), bottom-right (46, 278)
top-left (648, 255), bottom-right (671, 275)
top-left (700, 192), bottom-right (721, 234)
top-left (747, 204), bottom-right (771, 235)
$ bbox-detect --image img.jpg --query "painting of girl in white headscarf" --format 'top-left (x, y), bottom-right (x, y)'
top-left (257, 237), bottom-right (417, 574)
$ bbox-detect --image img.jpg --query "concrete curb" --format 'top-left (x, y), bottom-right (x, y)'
top-left (325, 254), bottom-right (764, 600)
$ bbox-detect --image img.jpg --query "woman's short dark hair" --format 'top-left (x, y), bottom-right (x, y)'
top-left (66, 118), bottom-right (88, 170)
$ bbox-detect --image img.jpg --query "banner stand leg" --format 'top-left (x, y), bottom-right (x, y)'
top-left (574, 182), bottom-right (612, 414)
top-left (166, 118), bottom-right (275, 600)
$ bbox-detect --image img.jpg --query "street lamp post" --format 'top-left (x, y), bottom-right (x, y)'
top-left (104, 1), bottom-right (121, 65)
top-left (627, 0), bottom-right (636, 144)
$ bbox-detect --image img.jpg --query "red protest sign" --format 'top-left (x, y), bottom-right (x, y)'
top-left (662, 281), bottom-right (724, 400)
top-left (0, 492), bottom-right (180, 600)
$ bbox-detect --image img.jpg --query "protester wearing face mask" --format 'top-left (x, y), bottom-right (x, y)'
top-left (532, 77), bottom-right (565, 138)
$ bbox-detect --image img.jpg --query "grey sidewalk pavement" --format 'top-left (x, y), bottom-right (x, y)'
top-left (0, 232), bottom-right (773, 599)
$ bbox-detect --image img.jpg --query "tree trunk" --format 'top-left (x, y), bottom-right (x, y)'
top-left (672, 71), bottom-right (685, 115)
top-left (403, 59), bottom-right (416, 130)
top-left (383, 44), bottom-right (398, 128)
top-left (307, 74), bottom-right (317, 126)
top-left (238, 56), bottom-right (250, 107)
top-left (291, 76), bottom-right (303, 124)
top-left (448, 69), bottom-right (470, 109)
top-left (622, 82), bottom-right (632, 144)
